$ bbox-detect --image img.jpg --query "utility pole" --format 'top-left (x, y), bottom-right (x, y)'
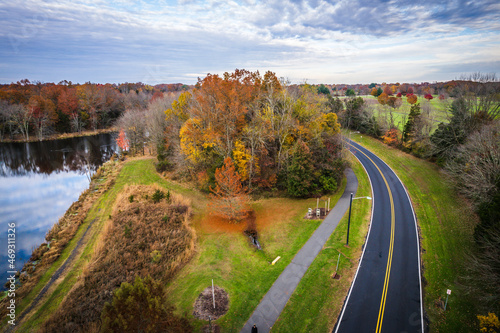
top-left (346, 193), bottom-right (353, 246)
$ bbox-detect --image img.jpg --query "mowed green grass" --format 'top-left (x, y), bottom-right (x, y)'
top-left (166, 178), bottom-right (348, 332)
top-left (272, 153), bottom-right (371, 332)
top-left (349, 133), bottom-right (477, 332)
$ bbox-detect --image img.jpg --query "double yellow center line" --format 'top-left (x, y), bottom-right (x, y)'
top-left (350, 144), bottom-right (395, 333)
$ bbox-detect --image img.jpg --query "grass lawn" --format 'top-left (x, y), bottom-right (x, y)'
top-left (15, 156), bottom-right (350, 332)
top-left (349, 133), bottom-right (478, 332)
top-left (166, 176), bottom-right (348, 332)
top-left (272, 152), bottom-right (371, 332)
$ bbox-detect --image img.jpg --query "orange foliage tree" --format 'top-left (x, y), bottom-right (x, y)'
top-left (382, 128), bottom-right (401, 147)
top-left (406, 93), bottom-right (418, 104)
top-left (209, 157), bottom-right (250, 223)
top-left (116, 129), bottom-right (130, 152)
top-left (377, 92), bottom-right (389, 105)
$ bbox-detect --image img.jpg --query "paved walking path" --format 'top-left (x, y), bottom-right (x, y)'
top-left (241, 169), bottom-right (358, 333)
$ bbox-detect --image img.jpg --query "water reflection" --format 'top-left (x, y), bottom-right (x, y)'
top-left (0, 134), bottom-right (116, 177)
top-left (0, 134), bottom-right (117, 285)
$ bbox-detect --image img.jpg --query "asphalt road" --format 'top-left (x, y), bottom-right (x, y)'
top-left (334, 140), bottom-right (424, 333)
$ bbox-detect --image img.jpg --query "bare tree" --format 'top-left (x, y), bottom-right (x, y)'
top-left (262, 81), bottom-right (296, 172)
top-left (461, 227), bottom-right (500, 313)
top-left (115, 109), bottom-right (147, 155)
top-left (445, 122), bottom-right (500, 206)
top-left (457, 72), bottom-right (500, 120)
top-left (124, 90), bottom-right (150, 110)
top-left (242, 110), bottom-right (271, 190)
top-left (145, 93), bottom-right (177, 155)
top-left (7, 103), bottom-right (32, 141)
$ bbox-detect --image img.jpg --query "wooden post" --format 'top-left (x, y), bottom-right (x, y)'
top-left (212, 279), bottom-right (215, 309)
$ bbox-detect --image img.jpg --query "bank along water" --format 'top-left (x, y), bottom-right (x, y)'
top-left (0, 133), bottom-right (117, 284)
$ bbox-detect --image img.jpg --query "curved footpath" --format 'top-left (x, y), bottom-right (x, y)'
top-left (334, 140), bottom-right (423, 333)
top-left (241, 168), bottom-right (358, 333)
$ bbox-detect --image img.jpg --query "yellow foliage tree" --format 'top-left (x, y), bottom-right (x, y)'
top-left (165, 91), bottom-right (190, 122)
top-left (179, 118), bottom-right (205, 163)
top-left (478, 313), bottom-right (500, 333)
top-left (321, 112), bottom-right (341, 134)
top-left (232, 140), bottom-right (252, 182)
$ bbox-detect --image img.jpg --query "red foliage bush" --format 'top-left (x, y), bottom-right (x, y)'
top-left (382, 128), bottom-right (401, 147)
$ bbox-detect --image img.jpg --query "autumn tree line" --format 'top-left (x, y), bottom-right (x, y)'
top-left (339, 73), bottom-right (500, 318)
top-left (0, 79), bottom-right (191, 141)
top-left (156, 69), bottom-right (345, 202)
top-left (320, 79), bottom-right (482, 99)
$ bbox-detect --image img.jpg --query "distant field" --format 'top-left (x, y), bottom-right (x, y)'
top-left (339, 94), bottom-right (452, 132)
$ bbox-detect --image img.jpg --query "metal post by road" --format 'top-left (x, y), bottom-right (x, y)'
top-left (444, 289), bottom-right (451, 311)
top-left (346, 193), bottom-right (353, 246)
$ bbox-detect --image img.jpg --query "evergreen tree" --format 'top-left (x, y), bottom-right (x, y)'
top-left (430, 98), bottom-right (473, 161)
top-left (402, 103), bottom-right (421, 143)
top-left (317, 84), bottom-right (330, 95)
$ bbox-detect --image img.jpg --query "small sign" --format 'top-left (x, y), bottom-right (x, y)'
top-left (447, 289), bottom-right (451, 295)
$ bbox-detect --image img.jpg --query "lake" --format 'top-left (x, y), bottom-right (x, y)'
top-left (0, 133), bottom-right (117, 284)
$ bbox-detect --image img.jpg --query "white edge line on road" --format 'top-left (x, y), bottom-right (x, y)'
top-left (334, 144), bottom-right (375, 333)
top-left (352, 140), bottom-right (425, 333)
top-left (389, 162), bottom-right (425, 333)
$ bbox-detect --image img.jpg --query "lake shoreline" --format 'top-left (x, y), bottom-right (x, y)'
top-left (0, 128), bottom-right (117, 144)
top-left (0, 158), bottom-right (123, 318)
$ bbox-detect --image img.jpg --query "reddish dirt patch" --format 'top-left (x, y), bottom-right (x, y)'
top-left (200, 199), bottom-right (302, 234)
top-left (201, 214), bottom-right (247, 234)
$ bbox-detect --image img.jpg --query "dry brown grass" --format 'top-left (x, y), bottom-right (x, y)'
top-left (40, 185), bottom-right (196, 333)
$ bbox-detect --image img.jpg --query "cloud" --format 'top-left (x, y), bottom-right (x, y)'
top-left (0, 0), bottom-right (498, 84)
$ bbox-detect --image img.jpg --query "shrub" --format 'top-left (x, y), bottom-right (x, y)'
top-left (320, 175), bottom-right (337, 193)
top-left (477, 313), bottom-right (500, 333)
top-left (101, 276), bottom-right (191, 332)
top-left (152, 189), bottom-right (165, 203)
top-left (150, 250), bottom-right (162, 263)
top-left (156, 160), bottom-right (173, 173)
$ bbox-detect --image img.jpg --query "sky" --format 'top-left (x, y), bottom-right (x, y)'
top-left (0, 0), bottom-right (499, 85)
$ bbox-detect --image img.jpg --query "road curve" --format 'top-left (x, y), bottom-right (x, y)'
top-left (334, 140), bottom-right (424, 333)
